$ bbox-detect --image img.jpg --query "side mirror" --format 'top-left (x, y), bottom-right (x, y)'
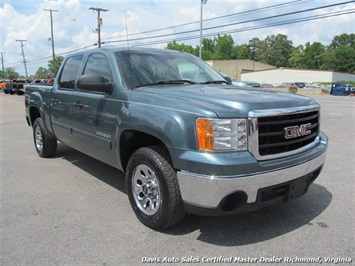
top-left (77, 75), bottom-right (113, 95)
top-left (223, 76), bottom-right (232, 85)
top-left (218, 71), bottom-right (232, 85)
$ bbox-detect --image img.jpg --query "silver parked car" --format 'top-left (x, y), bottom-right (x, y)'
top-left (232, 80), bottom-right (260, 87)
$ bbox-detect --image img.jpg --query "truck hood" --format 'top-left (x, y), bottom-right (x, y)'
top-left (136, 84), bottom-right (318, 117)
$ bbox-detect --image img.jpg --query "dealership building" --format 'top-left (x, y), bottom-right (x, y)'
top-left (207, 59), bottom-right (355, 86)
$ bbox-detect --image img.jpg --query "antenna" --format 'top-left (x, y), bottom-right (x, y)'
top-left (124, 11), bottom-right (134, 89)
top-left (124, 12), bottom-right (130, 48)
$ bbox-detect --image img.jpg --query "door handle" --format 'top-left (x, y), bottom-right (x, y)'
top-left (52, 98), bottom-right (59, 104)
top-left (73, 103), bottom-right (84, 109)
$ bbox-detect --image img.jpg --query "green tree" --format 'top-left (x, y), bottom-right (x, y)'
top-left (34, 67), bottom-right (50, 79)
top-left (260, 34), bottom-right (294, 67)
top-left (328, 33), bottom-right (355, 50)
top-left (166, 40), bottom-right (198, 56)
top-left (202, 37), bottom-right (216, 60)
top-left (48, 56), bottom-right (64, 77)
top-left (334, 45), bottom-right (355, 73)
top-left (232, 44), bottom-right (248, 59)
top-left (302, 42), bottom-right (325, 69)
top-left (320, 34), bottom-right (355, 73)
top-left (2, 67), bottom-right (19, 80)
top-left (320, 50), bottom-right (337, 71)
top-left (166, 33), bottom-right (355, 73)
top-left (289, 45), bottom-right (305, 68)
top-left (214, 34), bottom-right (234, 60)
top-left (321, 45), bottom-right (355, 73)
top-left (246, 38), bottom-right (263, 61)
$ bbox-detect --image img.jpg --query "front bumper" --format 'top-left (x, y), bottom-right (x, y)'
top-left (176, 133), bottom-right (328, 215)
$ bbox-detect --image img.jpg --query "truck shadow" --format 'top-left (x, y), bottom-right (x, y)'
top-left (55, 143), bottom-right (332, 246)
top-left (55, 143), bottom-right (126, 192)
top-left (166, 184), bottom-right (332, 246)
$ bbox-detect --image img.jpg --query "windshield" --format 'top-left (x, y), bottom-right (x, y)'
top-left (116, 50), bottom-right (226, 88)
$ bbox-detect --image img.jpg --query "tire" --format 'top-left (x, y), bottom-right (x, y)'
top-left (33, 118), bottom-right (57, 158)
top-left (125, 146), bottom-right (185, 229)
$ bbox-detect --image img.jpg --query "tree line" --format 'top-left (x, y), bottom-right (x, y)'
top-left (166, 33), bottom-right (355, 74)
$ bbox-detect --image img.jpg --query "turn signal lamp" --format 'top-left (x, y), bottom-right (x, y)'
top-left (196, 118), bottom-right (247, 151)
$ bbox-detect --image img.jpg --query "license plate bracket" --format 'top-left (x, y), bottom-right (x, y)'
top-left (286, 175), bottom-right (311, 201)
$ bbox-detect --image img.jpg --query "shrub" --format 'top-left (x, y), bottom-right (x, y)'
top-left (288, 87), bottom-right (298, 94)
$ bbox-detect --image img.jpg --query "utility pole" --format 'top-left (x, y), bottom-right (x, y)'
top-left (44, 9), bottom-right (58, 64)
top-left (0, 52), bottom-right (5, 73)
top-left (199, 0), bottom-right (207, 59)
top-left (89, 7), bottom-right (109, 48)
top-left (16, 40), bottom-right (28, 78)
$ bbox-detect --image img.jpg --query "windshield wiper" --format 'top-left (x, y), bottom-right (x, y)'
top-left (157, 79), bottom-right (197, 84)
top-left (200, 80), bottom-right (230, 84)
top-left (136, 79), bottom-right (196, 88)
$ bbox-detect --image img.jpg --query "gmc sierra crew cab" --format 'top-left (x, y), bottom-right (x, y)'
top-left (25, 47), bottom-right (328, 229)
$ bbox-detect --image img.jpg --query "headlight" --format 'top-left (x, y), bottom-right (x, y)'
top-left (196, 118), bottom-right (247, 151)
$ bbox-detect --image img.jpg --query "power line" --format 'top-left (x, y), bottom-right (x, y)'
top-left (124, 9), bottom-right (355, 47)
top-left (205, 9), bottom-right (355, 40)
top-left (202, 0), bottom-right (355, 33)
top-left (103, 0), bottom-right (310, 41)
top-left (102, 1), bottom-right (354, 45)
top-left (8, 43), bottom-right (94, 67)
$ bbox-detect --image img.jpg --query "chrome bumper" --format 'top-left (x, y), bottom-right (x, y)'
top-left (177, 149), bottom-right (327, 209)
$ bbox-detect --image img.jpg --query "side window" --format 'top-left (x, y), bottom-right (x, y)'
top-left (83, 53), bottom-right (113, 83)
top-left (58, 55), bottom-right (83, 89)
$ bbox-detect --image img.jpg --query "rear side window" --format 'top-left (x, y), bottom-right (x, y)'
top-left (59, 55), bottom-right (83, 89)
top-left (83, 53), bottom-right (113, 83)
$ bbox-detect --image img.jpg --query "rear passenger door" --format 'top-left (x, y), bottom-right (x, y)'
top-left (70, 52), bottom-right (118, 166)
top-left (51, 54), bottom-right (83, 146)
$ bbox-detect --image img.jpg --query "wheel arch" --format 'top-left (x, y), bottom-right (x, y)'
top-left (119, 130), bottom-right (173, 172)
top-left (29, 106), bottom-right (41, 126)
top-left (28, 104), bottom-right (56, 141)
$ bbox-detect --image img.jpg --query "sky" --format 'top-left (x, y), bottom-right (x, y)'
top-left (1, 0), bottom-right (354, 77)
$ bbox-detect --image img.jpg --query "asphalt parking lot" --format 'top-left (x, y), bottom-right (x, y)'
top-left (1, 92), bottom-right (354, 265)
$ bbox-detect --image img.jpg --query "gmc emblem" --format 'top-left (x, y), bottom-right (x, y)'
top-left (284, 123), bottom-right (312, 139)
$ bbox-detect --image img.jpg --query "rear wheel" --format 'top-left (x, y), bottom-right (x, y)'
top-left (33, 118), bottom-right (57, 157)
top-left (125, 146), bottom-right (185, 229)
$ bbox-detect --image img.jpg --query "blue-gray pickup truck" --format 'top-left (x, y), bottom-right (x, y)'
top-left (25, 47), bottom-right (328, 229)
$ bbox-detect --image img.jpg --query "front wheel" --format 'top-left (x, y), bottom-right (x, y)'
top-left (125, 146), bottom-right (185, 229)
top-left (33, 118), bottom-right (57, 157)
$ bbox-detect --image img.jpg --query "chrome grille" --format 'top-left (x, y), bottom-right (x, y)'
top-left (248, 105), bottom-right (321, 160)
top-left (258, 111), bottom-right (319, 156)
